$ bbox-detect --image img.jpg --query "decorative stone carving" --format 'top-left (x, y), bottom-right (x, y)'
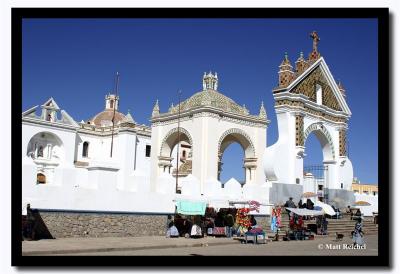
top-left (291, 67), bottom-right (342, 111)
top-left (295, 115), bottom-right (304, 146)
top-left (159, 127), bottom-right (193, 156)
top-left (339, 129), bottom-right (347, 156)
top-left (218, 128), bottom-right (256, 157)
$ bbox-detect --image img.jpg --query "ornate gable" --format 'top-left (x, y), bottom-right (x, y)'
top-left (291, 66), bottom-right (342, 111)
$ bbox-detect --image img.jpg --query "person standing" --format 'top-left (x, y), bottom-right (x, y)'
top-left (26, 204), bottom-right (36, 240)
top-left (224, 212), bottom-right (235, 238)
top-left (284, 197), bottom-right (296, 220)
top-left (352, 217), bottom-right (364, 246)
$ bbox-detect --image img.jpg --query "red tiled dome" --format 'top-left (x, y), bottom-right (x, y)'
top-left (90, 110), bottom-right (126, 127)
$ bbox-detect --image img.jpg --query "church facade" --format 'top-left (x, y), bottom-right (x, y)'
top-left (21, 33), bottom-right (356, 237)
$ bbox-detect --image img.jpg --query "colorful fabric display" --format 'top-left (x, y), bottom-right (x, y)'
top-left (213, 227), bottom-right (226, 235)
top-left (247, 227), bottom-right (264, 234)
top-left (176, 200), bottom-right (207, 215)
top-left (271, 216), bottom-right (277, 233)
top-left (235, 208), bottom-right (251, 228)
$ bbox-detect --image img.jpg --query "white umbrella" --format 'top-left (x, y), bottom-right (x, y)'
top-left (286, 207), bottom-right (324, 216)
top-left (315, 200), bottom-right (336, 216)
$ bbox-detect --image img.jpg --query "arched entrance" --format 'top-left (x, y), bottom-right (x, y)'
top-left (303, 123), bottom-right (335, 202)
top-left (158, 127), bottom-right (193, 176)
top-left (218, 128), bottom-right (257, 185)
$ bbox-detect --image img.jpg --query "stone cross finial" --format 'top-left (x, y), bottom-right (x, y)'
top-left (310, 31), bottom-right (320, 52)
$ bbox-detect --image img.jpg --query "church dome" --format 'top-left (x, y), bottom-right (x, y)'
top-left (169, 89), bottom-right (249, 116)
top-left (168, 72), bottom-right (250, 116)
top-left (89, 110), bottom-right (126, 127)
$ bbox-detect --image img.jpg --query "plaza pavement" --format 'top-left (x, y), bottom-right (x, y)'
top-left (22, 234), bottom-right (378, 256)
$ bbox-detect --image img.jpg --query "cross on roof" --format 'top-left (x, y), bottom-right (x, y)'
top-left (310, 31), bottom-right (320, 52)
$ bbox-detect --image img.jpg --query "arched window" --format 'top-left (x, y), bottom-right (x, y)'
top-left (82, 142), bottom-right (89, 158)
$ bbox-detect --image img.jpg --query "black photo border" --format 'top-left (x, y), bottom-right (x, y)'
top-left (12, 7), bottom-right (390, 268)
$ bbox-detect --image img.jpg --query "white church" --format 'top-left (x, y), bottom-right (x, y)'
top-left (21, 33), bottom-right (360, 237)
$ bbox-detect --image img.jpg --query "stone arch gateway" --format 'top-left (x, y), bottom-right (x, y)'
top-left (263, 43), bottom-right (354, 207)
top-left (218, 128), bottom-right (257, 183)
top-left (150, 72), bottom-right (268, 194)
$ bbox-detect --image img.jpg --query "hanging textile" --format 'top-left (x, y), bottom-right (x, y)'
top-left (249, 200), bottom-right (260, 212)
top-left (270, 216), bottom-right (277, 233)
top-left (276, 207), bottom-right (282, 227)
top-left (176, 200), bottom-right (207, 215)
top-left (270, 206), bottom-right (282, 233)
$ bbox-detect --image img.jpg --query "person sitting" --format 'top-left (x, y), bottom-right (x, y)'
top-left (354, 209), bottom-right (362, 219)
top-left (298, 199), bottom-right (303, 208)
top-left (249, 215), bottom-right (257, 229)
top-left (306, 199), bottom-right (314, 210)
top-left (335, 207), bottom-right (342, 219)
top-left (214, 212), bottom-right (225, 227)
top-left (346, 205), bottom-right (352, 214)
top-left (182, 218), bottom-right (193, 238)
top-left (166, 221), bottom-right (179, 238)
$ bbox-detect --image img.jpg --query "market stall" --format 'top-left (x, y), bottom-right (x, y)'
top-left (285, 208), bottom-right (324, 240)
top-left (229, 200), bottom-right (269, 244)
top-left (173, 197), bottom-right (207, 238)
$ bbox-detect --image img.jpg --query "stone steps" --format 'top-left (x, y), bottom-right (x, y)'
top-left (269, 215), bottom-right (378, 236)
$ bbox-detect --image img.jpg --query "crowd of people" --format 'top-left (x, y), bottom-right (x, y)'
top-left (166, 207), bottom-right (259, 238)
top-left (166, 197), bottom-right (366, 247)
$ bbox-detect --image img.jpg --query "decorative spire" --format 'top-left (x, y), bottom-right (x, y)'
top-left (295, 51), bottom-right (309, 76)
top-left (280, 52), bottom-right (292, 67)
top-left (202, 71), bottom-right (219, 91)
top-left (278, 52), bottom-right (294, 88)
top-left (259, 101), bottom-right (267, 119)
top-left (169, 102), bottom-right (175, 113)
top-left (152, 99), bottom-right (160, 117)
top-left (296, 51), bottom-right (304, 62)
top-left (122, 111), bottom-right (135, 124)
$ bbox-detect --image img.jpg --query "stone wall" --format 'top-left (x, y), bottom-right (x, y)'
top-left (254, 215), bottom-right (270, 230)
top-left (39, 211), bottom-right (168, 238)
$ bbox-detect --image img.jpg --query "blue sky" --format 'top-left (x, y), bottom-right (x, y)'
top-left (22, 18), bottom-right (378, 185)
